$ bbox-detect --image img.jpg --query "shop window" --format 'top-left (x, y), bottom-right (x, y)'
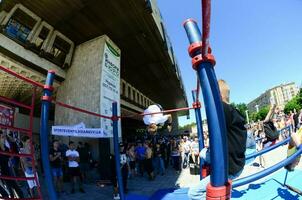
top-left (4, 8), bottom-right (37, 44)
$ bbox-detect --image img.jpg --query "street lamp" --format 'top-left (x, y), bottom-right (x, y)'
top-left (255, 105), bottom-right (259, 113)
top-left (245, 110), bottom-right (250, 124)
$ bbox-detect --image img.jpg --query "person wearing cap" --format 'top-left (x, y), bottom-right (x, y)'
top-left (143, 104), bottom-right (173, 134)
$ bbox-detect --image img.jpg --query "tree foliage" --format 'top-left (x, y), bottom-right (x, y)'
top-left (250, 106), bottom-right (270, 121)
top-left (231, 102), bottom-right (248, 117)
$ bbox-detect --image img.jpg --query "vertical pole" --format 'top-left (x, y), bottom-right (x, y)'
top-left (245, 110), bottom-right (250, 124)
top-left (40, 70), bottom-right (57, 200)
top-left (184, 20), bottom-right (228, 188)
top-left (192, 90), bottom-right (205, 180)
top-left (29, 87), bottom-right (42, 198)
top-left (112, 102), bottom-right (125, 200)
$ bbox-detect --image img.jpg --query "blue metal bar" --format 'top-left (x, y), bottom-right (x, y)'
top-left (233, 145), bottom-right (302, 188)
top-left (184, 20), bottom-right (228, 187)
top-left (246, 137), bottom-right (290, 160)
top-left (283, 170), bottom-right (289, 186)
top-left (112, 102), bottom-right (125, 200)
top-left (192, 90), bottom-right (205, 180)
top-left (40, 71), bottom-right (57, 200)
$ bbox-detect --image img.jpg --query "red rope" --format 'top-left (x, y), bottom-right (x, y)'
top-left (0, 95), bottom-right (31, 109)
top-left (0, 175), bottom-right (36, 181)
top-left (0, 65), bottom-right (44, 88)
top-left (2, 198), bottom-right (41, 200)
top-left (120, 107), bottom-right (195, 118)
top-left (201, 0), bottom-right (211, 57)
top-left (0, 151), bottom-right (32, 158)
top-left (0, 124), bottom-right (30, 133)
top-left (53, 100), bottom-right (112, 120)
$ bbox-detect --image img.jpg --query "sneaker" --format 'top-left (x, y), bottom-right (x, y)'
top-left (79, 188), bottom-right (85, 193)
top-left (71, 189), bottom-right (75, 194)
top-left (113, 194), bottom-right (120, 200)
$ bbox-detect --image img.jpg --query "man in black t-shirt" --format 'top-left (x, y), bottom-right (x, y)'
top-left (188, 80), bottom-right (247, 200)
top-left (49, 140), bottom-right (64, 193)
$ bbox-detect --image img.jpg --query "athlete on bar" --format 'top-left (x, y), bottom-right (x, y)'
top-left (188, 80), bottom-right (247, 200)
top-left (143, 104), bottom-right (173, 134)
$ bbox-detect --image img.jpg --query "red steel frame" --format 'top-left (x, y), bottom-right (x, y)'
top-left (0, 65), bottom-right (42, 200)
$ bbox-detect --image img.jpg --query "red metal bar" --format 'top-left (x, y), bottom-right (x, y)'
top-left (0, 124), bottom-right (30, 133)
top-left (54, 100), bottom-right (112, 120)
top-left (121, 106), bottom-right (195, 118)
top-left (0, 95), bottom-right (32, 109)
top-left (0, 175), bottom-right (36, 181)
top-left (201, 0), bottom-right (211, 57)
top-left (3, 198), bottom-right (41, 200)
top-left (0, 151), bottom-right (32, 157)
top-left (28, 87), bottom-right (42, 199)
top-left (0, 65), bottom-right (44, 88)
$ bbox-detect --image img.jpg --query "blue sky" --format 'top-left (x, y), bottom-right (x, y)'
top-left (157, 0), bottom-right (302, 126)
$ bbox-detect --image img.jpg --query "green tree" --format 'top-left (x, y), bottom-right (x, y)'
top-left (250, 106), bottom-right (269, 121)
top-left (284, 88), bottom-right (302, 114)
top-left (231, 102), bottom-right (248, 117)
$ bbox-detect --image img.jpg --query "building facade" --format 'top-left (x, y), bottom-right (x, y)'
top-left (247, 82), bottom-right (299, 112)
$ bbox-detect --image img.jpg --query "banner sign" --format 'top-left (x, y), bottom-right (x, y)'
top-left (100, 41), bottom-right (121, 137)
top-left (0, 104), bottom-right (14, 126)
top-left (52, 126), bottom-right (110, 138)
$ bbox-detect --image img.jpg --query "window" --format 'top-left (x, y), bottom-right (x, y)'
top-left (5, 8), bottom-right (37, 43)
top-left (49, 36), bottom-right (71, 66)
top-left (34, 26), bottom-right (50, 49)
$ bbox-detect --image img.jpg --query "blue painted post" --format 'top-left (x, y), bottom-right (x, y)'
top-left (192, 90), bottom-right (205, 180)
top-left (112, 102), bottom-right (125, 200)
top-left (184, 19), bottom-right (228, 187)
top-left (40, 70), bottom-right (57, 200)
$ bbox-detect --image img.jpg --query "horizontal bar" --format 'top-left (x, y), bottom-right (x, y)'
top-left (2, 198), bottom-right (41, 200)
top-left (0, 124), bottom-right (30, 133)
top-left (246, 137), bottom-right (290, 160)
top-left (0, 151), bottom-right (32, 158)
top-left (233, 145), bottom-right (302, 188)
top-left (0, 95), bottom-right (31, 109)
top-left (0, 65), bottom-right (44, 88)
top-left (121, 107), bottom-right (195, 118)
top-left (54, 101), bottom-right (112, 120)
top-left (0, 175), bottom-right (36, 181)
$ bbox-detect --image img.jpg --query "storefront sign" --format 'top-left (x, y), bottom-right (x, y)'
top-left (100, 41), bottom-right (121, 137)
top-left (0, 104), bottom-right (14, 126)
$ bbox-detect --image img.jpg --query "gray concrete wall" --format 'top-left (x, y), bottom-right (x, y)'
top-left (55, 35), bottom-right (107, 127)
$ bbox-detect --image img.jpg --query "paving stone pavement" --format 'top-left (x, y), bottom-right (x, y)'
top-left (38, 144), bottom-right (302, 199)
top-left (40, 166), bottom-right (200, 200)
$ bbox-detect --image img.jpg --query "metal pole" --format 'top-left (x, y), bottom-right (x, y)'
top-left (184, 20), bottom-right (228, 187)
top-left (245, 110), bottom-right (250, 124)
top-left (112, 102), bottom-right (125, 200)
top-left (40, 70), bottom-right (57, 200)
top-left (192, 90), bottom-right (205, 180)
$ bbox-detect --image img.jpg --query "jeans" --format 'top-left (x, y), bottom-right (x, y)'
top-left (188, 169), bottom-right (243, 200)
top-left (154, 157), bottom-right (165, 174)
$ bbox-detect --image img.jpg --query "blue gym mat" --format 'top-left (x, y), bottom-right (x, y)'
top-left (126, 169), bottom-right (302, 199)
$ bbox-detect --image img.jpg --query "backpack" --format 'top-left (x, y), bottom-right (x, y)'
top-left (263, 121), bottom-right (279, 141)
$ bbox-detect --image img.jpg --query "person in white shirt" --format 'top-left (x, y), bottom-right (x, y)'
top-left (143, 104), bottom-right (172, 134)
top-left (66, 141), bottom-right (84, 194)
